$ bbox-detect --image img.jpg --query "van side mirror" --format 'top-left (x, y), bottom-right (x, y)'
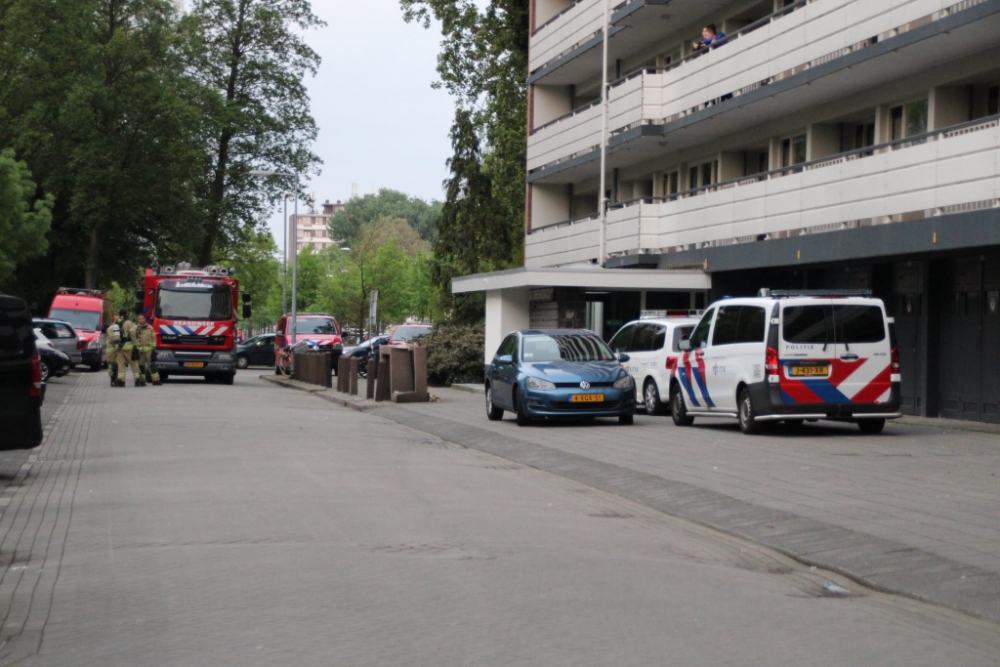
top-left (135, 289), bottom-right (143, 301)
top-left (617, 353), bottom-right (631, 363)
top-left (242, 304), bottom-right (252, 319)
top-left (242, 293), bottom-right (252, 304)
top-left (679, 339), bottom-right (692, 351)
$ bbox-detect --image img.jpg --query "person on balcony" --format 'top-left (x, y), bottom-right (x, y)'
top-left (692, 24), bottom-right (727, 51)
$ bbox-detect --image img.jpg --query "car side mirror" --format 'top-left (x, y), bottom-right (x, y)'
top-left (496, 354), bottom-right (513, 365)
top-left (617, 353), bottom-right (630, 363)
top-left (242, 304), bottom-right (252, 319)
top-left (679, 339), bottom-right (692, 351)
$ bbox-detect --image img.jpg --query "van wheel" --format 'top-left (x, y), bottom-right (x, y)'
top-left (39, 359), bottom-right (51, 383)
top-left (644, 380), bottom-right (667, 416)
top-left (89, 360), bottom-right (101, 372)
top-left (858, 419), bottom-right (886, 435)
top-left (514, 388), bottom-right (531, 427)
top-left (671, 385), bottom-right (694, 426)
top-left (738, 388), bottom-right (762, 435)
top-left (485, 383), bottom-right (504, 421)
top-left (159, 373), bottom-right (169, 382)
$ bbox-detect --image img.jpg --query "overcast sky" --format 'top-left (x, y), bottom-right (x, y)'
top-left (268, 1), bottom-right (455, 250)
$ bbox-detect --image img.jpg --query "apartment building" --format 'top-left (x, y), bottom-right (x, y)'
top-left (290, 199), bottom-right (347, 253)
top-left (454, 0), bottom-right (1000, 422)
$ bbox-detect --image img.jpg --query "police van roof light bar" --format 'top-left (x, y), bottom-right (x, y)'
top-left (762, 288), bottom-right (874, 298)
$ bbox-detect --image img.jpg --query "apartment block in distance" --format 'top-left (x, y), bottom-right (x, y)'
top-left (290, 199), bottom-right (347, 253)
top-left (453, 0), bottom-right (1000, 422)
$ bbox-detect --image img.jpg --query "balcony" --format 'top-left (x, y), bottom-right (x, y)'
top-left (528, 0), bottom-right (993, 178)
top-left (530, 0), bottom-right (606, 76)
top-left (566, 115), bottom-right (1000, 260)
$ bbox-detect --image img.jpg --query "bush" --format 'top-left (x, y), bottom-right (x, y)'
top-left (423, 322), bottom-right (485, 386)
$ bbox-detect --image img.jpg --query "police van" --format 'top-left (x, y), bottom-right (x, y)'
top-left (669, 290), bottom-right (901, 435)
top-left (608, 311), bottom-right (702, 415)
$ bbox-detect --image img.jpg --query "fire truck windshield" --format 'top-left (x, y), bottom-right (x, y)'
top-left (156, 284), bottom-right (232, 321)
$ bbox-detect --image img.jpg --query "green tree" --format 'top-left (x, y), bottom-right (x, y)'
top-left (0, 0), bottom-right (205, 301)
top-left (213, 228), bottom-right (281, 332)
top-left (0, 150), bottom-right (52, 284)
top-left (328, 189), bottom-right (443, 244)
top-left (400, 0), bottom-right (529, 322)
top-left (181, 0), bottom-right (325, 266)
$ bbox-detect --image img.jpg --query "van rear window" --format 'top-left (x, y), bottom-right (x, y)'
top-left (783, 305), bottom-right (885, 345)
top-left (783, 306), bottom-right (831, 345)
top-left (0, 300), bottom-right (32, 358)
top-left (836, 306), bottom-right (886, 343)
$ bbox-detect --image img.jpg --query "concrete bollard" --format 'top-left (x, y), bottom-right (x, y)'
top-left (388, 346), bottom-right (430, 404)
top-left (366, 356), bottom-right (377, 400)
top-left (349, 357), bottom-right (359, 395)
top-left (375, 348), bottom-right (392, 402)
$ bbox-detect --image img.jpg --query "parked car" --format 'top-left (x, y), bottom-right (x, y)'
top-left (34, 330), bottom-right (72, 382)
top-left (275, 313), bottom-right (341, 349)
top-left (0, 294), bottom-right (44, 449)
top-left (386, 324), bottom-right (432, 347)
top-left (236, 333), bottom-right (276, 369)
top-left (669, 289), bottom-right (901, 435)
top-left (608, 311), bottom-right (702, 415)
top-left (342, 335), bottom-right (388, 376)
top-left (485, 329), bottom-right (636, 426)
top-left (33, 318), bottom-right (83, 366)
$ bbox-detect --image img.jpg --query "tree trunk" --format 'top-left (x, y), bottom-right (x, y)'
top-left (85, 220), bottom-right (104, 289)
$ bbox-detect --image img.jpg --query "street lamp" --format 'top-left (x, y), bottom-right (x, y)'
top-left (250, 169), bottom-right (300, 346)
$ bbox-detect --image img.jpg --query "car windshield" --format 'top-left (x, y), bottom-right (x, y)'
top-left (157, 287), bottom-right (232, 321)
top-left (392, 326), bottom-right (431, 342)
top-left (296, 318), bottom-right (338, 335)
top-left (49, 308), bottom-right (100, 331)
top-left (521, 333), bottom-right (614, 363)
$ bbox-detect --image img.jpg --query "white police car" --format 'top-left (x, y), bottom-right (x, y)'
top-left (669, 290), bottom-right (902, 435)
top-left (608, 311), bottom-right (701, 415)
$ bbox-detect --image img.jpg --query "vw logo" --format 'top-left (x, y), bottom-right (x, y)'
top-left (579, 381), bottom-right (591, 390)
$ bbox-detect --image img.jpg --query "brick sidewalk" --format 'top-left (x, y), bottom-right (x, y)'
top-left (269, 375), bottom-right (1000, 622)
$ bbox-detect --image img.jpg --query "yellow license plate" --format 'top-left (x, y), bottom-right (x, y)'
top-left (791, 365), bottom-right (829, 377)
top-left (571, 394), bottom-right (605, 403)
top-left (184, 362), bottom-right (206, 368)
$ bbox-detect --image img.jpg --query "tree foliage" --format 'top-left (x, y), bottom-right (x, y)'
top-left (0, 0), bottom-right (323, 312)
top-left (400, 0), bottom-right (529, 323)
top-left (0, 149), bottom-right (52, 284)
top-left (328, 189), bottom-right (442, 244)
top-left (181, 0), bottom-right (324, 265)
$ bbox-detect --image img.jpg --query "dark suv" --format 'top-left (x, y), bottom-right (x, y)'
top-left (0, 294), bottom-right (44, 449)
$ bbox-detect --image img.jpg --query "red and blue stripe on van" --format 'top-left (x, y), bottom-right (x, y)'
top-left (779, 358), bottom-right (892, 405)
top-left (678, 349), bottom-right (715, 408)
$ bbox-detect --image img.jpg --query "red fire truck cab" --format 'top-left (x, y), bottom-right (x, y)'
top-left (138, 262), bottom-right (251, 384)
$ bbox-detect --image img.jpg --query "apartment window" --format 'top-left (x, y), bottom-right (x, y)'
top-left (781, 135), bottom-right (807, 168)
top-left (890, 100), bottom-right (929, 145)
top-left (689, 166), bottom-right (699, 190)
top-left (988, 86), bottom-right (999, 116)
top-left (688, 162), bottom-right (716, 190)
top-left (891, 106), bottom-right (904, 141)
top-left (701, 162), bottom-right (715, 188)
top-left (664, 171), bottom-right (680, 196)
top-left (854, 123), bottom-right (875, 150)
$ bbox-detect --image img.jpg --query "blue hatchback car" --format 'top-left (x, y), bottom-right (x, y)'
top-left (485, 329), bottom-right (636, 426)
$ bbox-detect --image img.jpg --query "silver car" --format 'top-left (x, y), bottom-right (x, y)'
top-left (32, 318), bottom-right (83, 365)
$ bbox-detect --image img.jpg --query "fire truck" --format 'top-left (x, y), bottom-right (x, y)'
top-left (137, 262), bottom-right (251, 384)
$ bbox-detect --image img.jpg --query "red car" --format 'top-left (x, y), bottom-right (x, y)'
top-left (386, 324), bottom-right (432, 347)
top-left (275, 313), bottom-right (341, 350)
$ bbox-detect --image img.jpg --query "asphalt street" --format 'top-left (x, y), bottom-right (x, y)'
top-left (0, 371), bottom-right (997, 666)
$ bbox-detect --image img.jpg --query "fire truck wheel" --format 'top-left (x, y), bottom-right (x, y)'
top-left (222, 374), bottom-right (235, 385)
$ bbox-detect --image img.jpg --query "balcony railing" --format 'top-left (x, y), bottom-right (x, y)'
top-left (528, 0), bottom-right (984, 175)
top-left (527, 114), bottom-right (1000, 266)
top-left (529, 0), bottom-right (606, 74)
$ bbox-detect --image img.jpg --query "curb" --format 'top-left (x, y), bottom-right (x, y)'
top-left (260, 375), bottom-right (378, 413)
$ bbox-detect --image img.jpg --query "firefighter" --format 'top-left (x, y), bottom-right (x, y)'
top-left (135, 314), bottom-right (161, 386)
top-left (114, 309), bottom-right (142, 387)
top-left (105, 319), bottom-right (121, 387)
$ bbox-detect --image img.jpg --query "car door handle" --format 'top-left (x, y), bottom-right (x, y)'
top-left (840, 353), bottom-right (860, 361)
